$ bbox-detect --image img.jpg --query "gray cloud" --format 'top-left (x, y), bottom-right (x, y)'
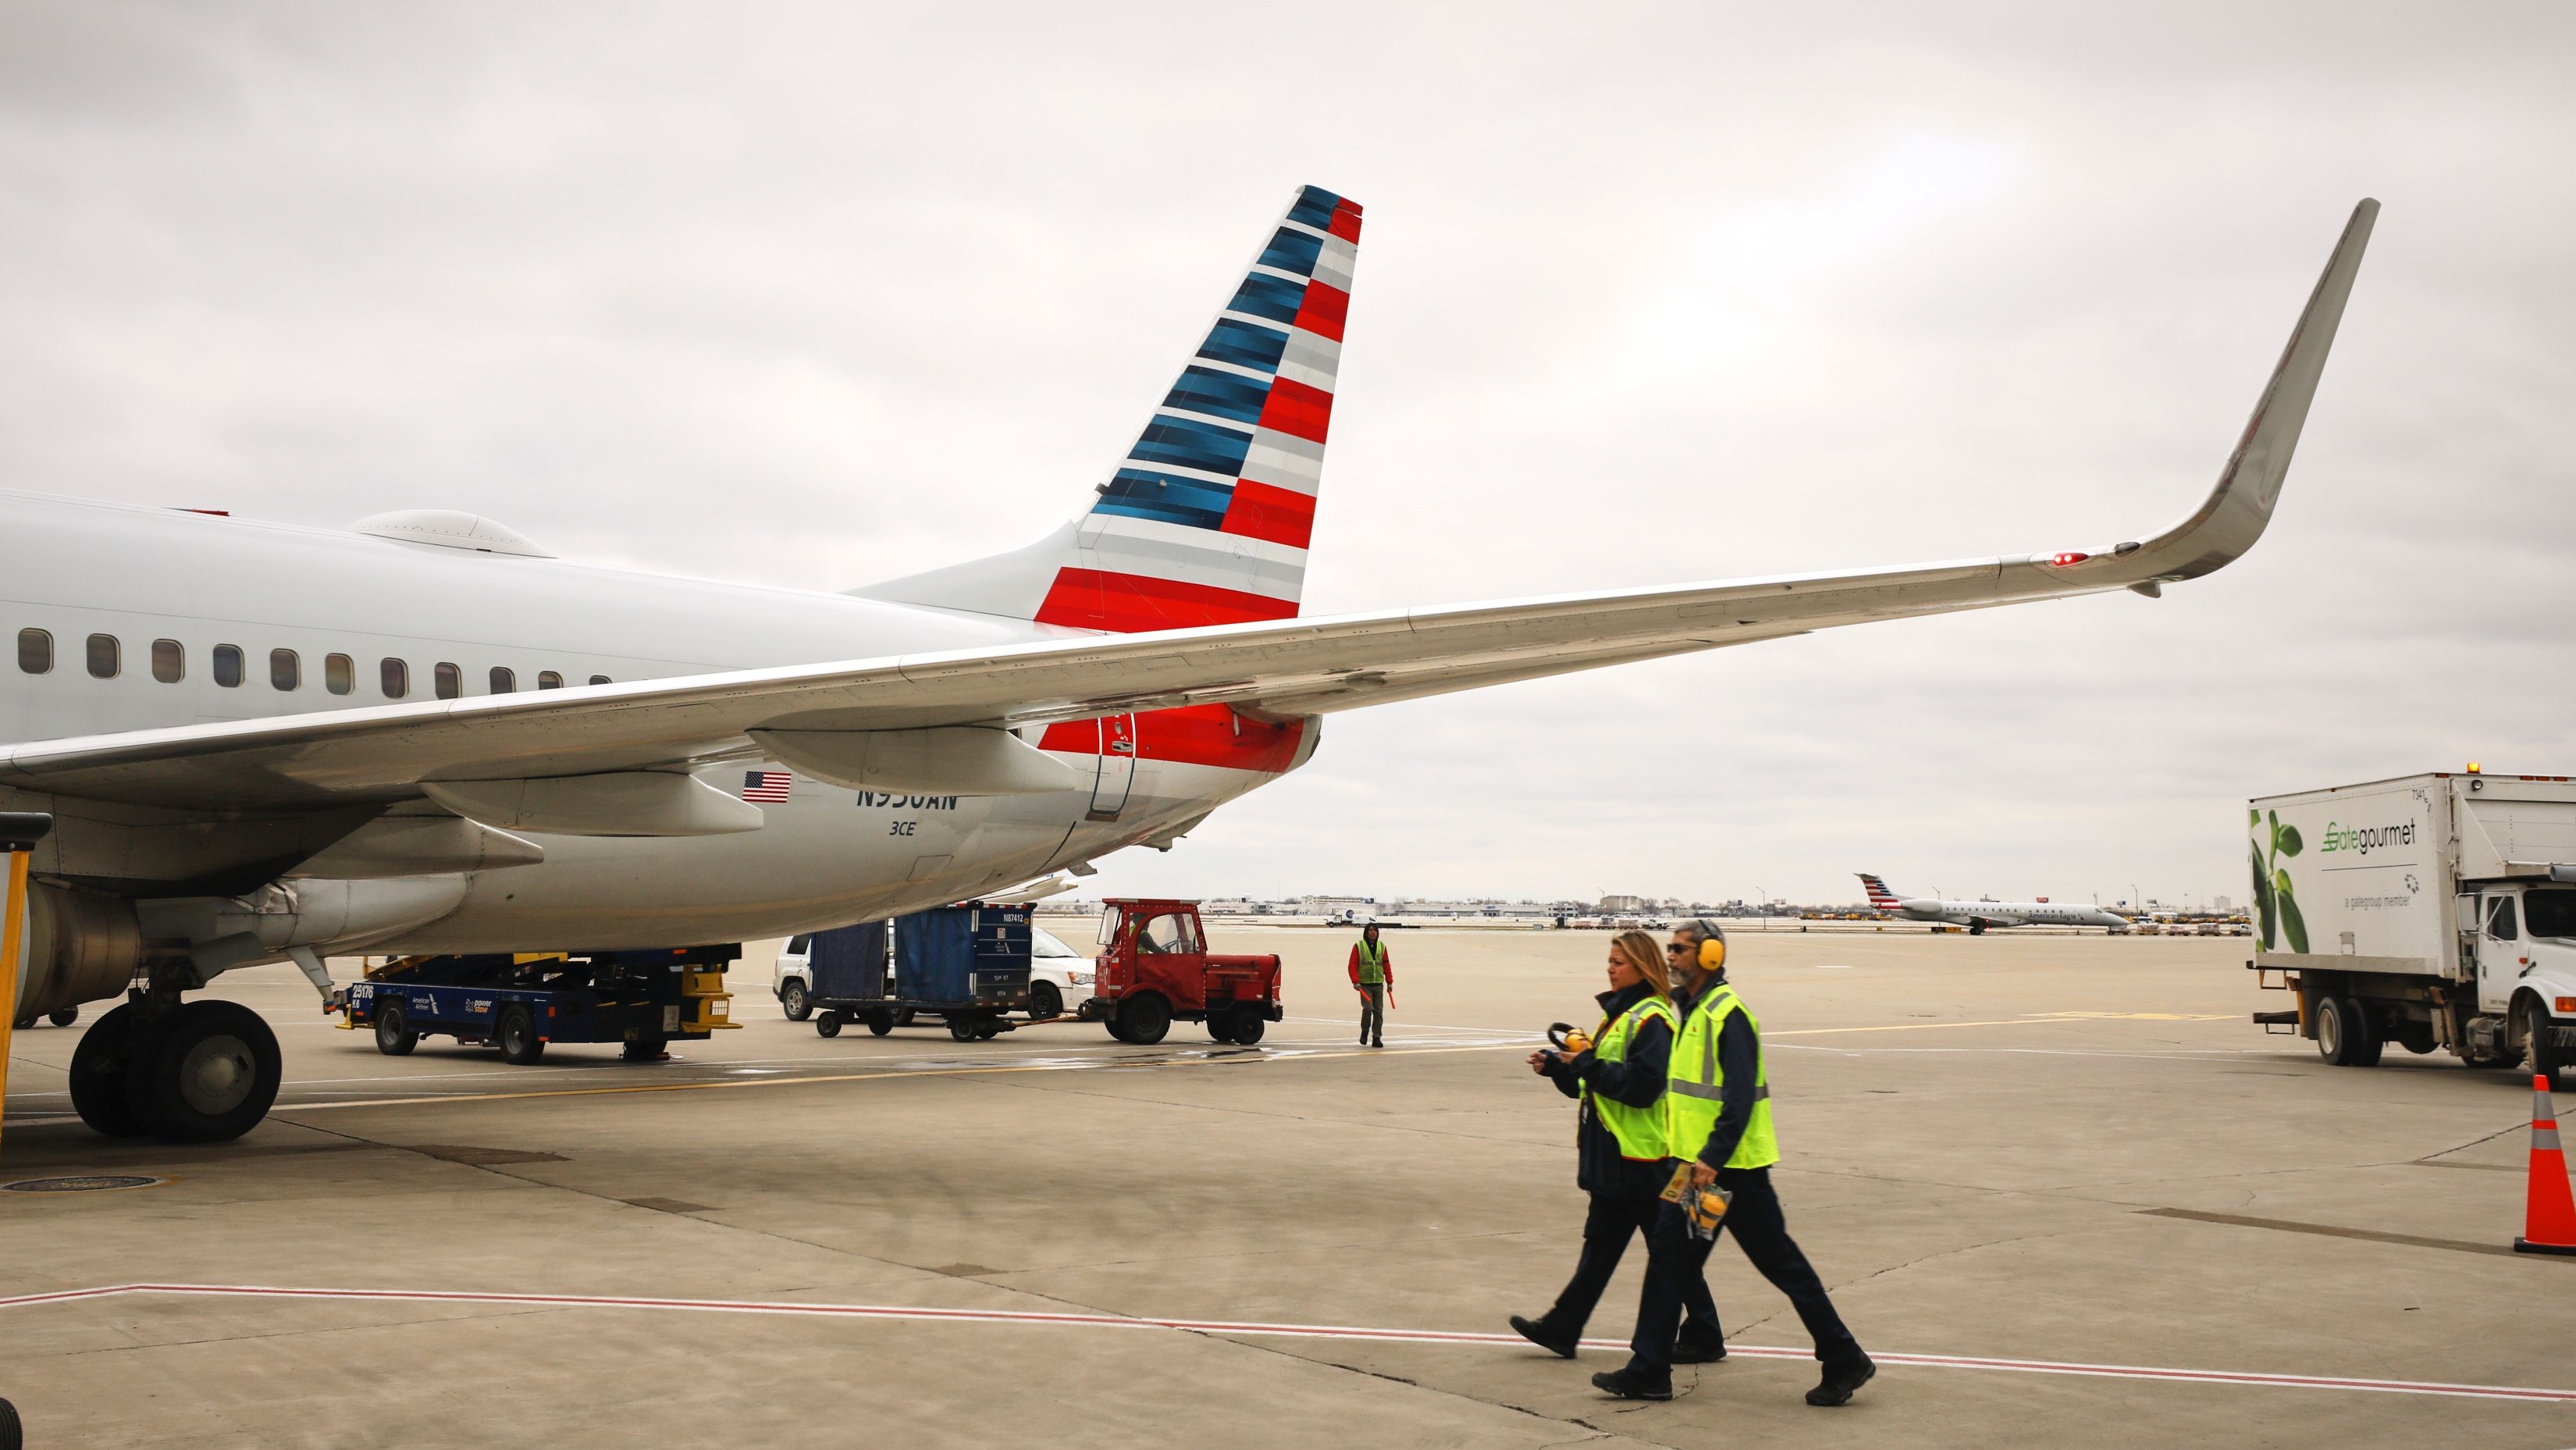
top-left (4, 2), bottom-right (2571, 907)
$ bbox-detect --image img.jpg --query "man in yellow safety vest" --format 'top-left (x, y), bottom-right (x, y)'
top-left (1593, 920), bottom-right (1875, 1406)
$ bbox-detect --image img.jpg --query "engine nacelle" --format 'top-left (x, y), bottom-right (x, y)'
top-left (11, 885), bottom-right (145, 1021)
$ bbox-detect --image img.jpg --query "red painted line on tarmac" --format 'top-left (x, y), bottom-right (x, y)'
top-left (0, 1282), bottom-right (2567, 1403)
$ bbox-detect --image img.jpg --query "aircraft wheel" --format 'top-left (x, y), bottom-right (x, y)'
top-left (125, 999), bottom-right (282, 1142)
top-left (69, 1001), bottom-right (148, 1138)
top-left (1, 1391), bottom-right (20, 1450)
top-left (48, 1006), bottom-right (78, 1028)
top-left (494, 1004), bottom-right (545, 1065)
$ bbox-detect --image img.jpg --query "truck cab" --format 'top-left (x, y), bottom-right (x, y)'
top-left (1081, 898), bottom-right (1282, 1047)
top-left (2463, 883), bottom-right (2576, 1074)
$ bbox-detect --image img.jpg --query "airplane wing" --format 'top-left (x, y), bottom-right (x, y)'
top-left (0, 200), bottom-right (2376, 814)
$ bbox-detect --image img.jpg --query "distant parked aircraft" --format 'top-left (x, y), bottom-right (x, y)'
top-left (1857, 874), bottom-right (2129, 934)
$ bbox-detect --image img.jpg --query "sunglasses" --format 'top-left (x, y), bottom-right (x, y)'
top-left (1665, 942), bottom-right (1691, 953)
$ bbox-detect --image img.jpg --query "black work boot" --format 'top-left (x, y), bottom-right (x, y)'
top-left (1590, 1366), bottom-right (1673, 1401)
top-left (1508, 1315), bottom-right (1578, 1359)
top-left (1807, 1353), bottom-right (1876, 1406)
top-left (1670, 1325), bottom-right (1727, 1364)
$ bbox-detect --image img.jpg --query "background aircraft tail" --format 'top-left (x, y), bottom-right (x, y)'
top-left (854, 184), bottom-right (1361, 632)
top-left (1858, 873), bottom-right (1904, 911)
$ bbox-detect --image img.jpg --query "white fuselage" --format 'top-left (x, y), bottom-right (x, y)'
top-left (1887, 897), bottom-right (2126, 929)
top-left (0, 493), bottom-right (1304, 953)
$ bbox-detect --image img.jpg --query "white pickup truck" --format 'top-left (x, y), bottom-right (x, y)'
top-left (2250, 770), bottom-right (2576, 1087)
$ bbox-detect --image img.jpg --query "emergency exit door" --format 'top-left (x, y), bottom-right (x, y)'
top-left (1088, 713), bottom-right (1137, 820)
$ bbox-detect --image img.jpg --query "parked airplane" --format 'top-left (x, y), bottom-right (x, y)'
top-left (0, 187), bottom-right (2375, 1142)
top-left (1857, 873), bottom-right (2129, 933)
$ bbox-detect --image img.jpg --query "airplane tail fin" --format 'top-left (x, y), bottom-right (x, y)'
top-left (1858, 873), bottom-right (1903, 912)
top-left (853, 184), bottom-right (1361, 632)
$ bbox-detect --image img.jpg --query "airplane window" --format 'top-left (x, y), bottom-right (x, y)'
top-left (270, 648), bottom-right (299, 691)
top-left (212, 644), bottom-right (243, 688)
top-left (16, 629), bottom-right (49, 675)
top-left (86, 633), bottom-right (119, 679)
top-left (489, 666), bottom-right (515, 693)
top-left (435, 662), bottom-right (461, 700)
top-left (151, 639), bottom-right (183, 683)
top-left (381, 658), bottom-right (408, 699)
top-left (538, 671), bottom-right (564, 689)
top-left (326, 654), bottom-right (354, 695)
top-left (589, 675), bottom-right (611, 686)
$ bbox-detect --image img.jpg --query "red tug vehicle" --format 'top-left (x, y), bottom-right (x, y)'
top-left (1080, 898), bottom-right (1282, 1046)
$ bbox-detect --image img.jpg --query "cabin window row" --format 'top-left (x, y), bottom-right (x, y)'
top-left (14, 630), bottom-right (610, 697)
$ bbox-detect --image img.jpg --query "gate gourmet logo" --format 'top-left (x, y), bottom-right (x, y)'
top-left (2320, 820), bottom-right (2415, 857)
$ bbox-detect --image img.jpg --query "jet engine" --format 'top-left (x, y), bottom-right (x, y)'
top-left (12, 885), bottom-right (145, 1021)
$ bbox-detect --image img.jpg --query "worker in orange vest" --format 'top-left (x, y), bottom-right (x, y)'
top-left (1349, 924), bottom-right (1394, 1048)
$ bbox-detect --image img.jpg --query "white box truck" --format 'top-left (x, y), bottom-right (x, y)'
top-left (2249, 770), bottom-right (2576, 1086)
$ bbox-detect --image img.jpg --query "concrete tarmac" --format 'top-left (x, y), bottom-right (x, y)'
top-left (2, 928), bottom-right (2571, 1448)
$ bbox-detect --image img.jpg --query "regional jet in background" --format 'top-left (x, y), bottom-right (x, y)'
top-left (1858, 873), bottom-right (2130, 933)
top-left (0, 187), bottom-right (2375, 1142)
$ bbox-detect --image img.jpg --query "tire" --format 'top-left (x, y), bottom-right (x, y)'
top-left (2518, 998), bottom-right (2570, 1089)
top-left (1116, 992), bottom-right (1171, 1046)
top-left (1204, 1014), bottom-right (1232, 1042)
top-left (948, 1016), bottom-right (977, 1042)
top-left (48, 1006), bottom-right (78, 1028)
top-left (622, 1035), bottom-right (668, 1062)
top-left (374, 1001), bottom-right (419, 1056)
top-left (1105, 1018), bottom-right (1133, 1044)
top-left (494, 1003), bottom-right (545, 1065)
top-left (816, 1010), bottom-right (843, 1039)
top-left (1229, 1010), bottom-right (1266, 1046)
top-left (781, 979), bottom-right (812, 1021)
top-left (894, 1008), bottom-right (916, 1028)
top-left (866, 1012), bottom-right (894, 1036)
top-left (0, 1393), bottom-right (19, 1450)
top-left (123, 999), bottom-right (283, 1143)
top-left (69, 1001), bottom-right (148, 1138)
top-left (1028, 981), bottom-right (1063, 1021)
top-left (9, 1017), bottom-right (29, 1031)
top-left (1968, 921), bottom-right (1987, 935)
top-left (2314, 994), bottom-right (2379, 1067)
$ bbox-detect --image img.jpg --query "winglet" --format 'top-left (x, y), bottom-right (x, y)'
top-left (2128, 198), bottom-right (2378, 582)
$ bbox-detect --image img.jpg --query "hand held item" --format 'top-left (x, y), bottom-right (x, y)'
top-left (1546, 1021), bottom-right (1593, 1055)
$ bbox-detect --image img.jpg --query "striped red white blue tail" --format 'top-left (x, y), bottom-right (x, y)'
top-left (854, 184), bottom-right (1360, 632)
top-left (1858, 873), bottom-right (1904, 912)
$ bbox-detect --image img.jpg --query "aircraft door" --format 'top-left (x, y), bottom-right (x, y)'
top-left (1088, 713), bottom-right (1137, 821)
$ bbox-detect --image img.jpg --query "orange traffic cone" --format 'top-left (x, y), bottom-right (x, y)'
top-left (2514, 1075), bottom-right (2576, 1256)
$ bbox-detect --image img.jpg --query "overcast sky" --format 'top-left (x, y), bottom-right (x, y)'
top-left (4, 3), bottom-right (2571, 908)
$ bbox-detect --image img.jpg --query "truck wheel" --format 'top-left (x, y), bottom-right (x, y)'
top-left (494, 1004), bottom-right (544, 1065)
top-left (816, 1010), bottom-right (843, 1039)
top-left (48, 1006), bottom-right (78, 1028)
top-left (2314, 995), bottom-right (2379, 1067)
top-left (124, 999), bottom-right (283, 1142)
top-left (1105, 1018), bottom-right (1133, 1044)
top-left (866, 1011), bottom-right (893, 1036)
top-left (69, 1002), bottom-right (148, 1138)
top-left (375, 1001), bottom-right (419, 1056)
top-left (1028, 982), bottom-right (1062, 1021)
top-left (2517, 998), bottom-right (2569, 1089)
top-left (948, 1016), bottom-right (977, 1042)
top-left (621, 1035), bottom-right (668, 1063)
top-left (1229, 1009), bottom-right (1266, 1046)
top-left (1204, 1014), bottom-right (1232, 1042)
top-left (975, 1017), bottom-right (1003, 1041)
top-left (1116, 993), bottom-right (1171, 1046)
top-left (781, 980), bottom-right (812, 1021)
top-left (894, 1008), bottom-right (916, 1028)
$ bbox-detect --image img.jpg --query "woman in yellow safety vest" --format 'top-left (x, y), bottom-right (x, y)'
top-left (1509, 930), bottom-right (1723, 1361)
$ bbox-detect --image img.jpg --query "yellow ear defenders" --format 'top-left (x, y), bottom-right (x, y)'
top-left (1687, 921), bottom-right (1726, 972)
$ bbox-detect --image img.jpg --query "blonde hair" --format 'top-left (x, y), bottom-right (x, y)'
top-left (1612, 930), bottom-right (1672, 998)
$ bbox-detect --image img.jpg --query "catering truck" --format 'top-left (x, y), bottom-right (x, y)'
top-left (2248, 770), bottom-right (2576, 1087)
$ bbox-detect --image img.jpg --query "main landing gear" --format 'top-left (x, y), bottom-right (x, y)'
top-left (68, 990), bottom-right (283, 1142)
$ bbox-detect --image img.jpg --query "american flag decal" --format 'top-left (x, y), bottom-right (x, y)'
top-left (741, 770), bottom-right (792, 802)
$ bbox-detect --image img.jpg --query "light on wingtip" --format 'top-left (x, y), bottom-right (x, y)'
top-left (2048, 551), bottom-right (2090, 567)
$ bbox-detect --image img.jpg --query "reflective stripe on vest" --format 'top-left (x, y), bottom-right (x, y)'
top-left (1665, 981), bottom-right (1781, 1170)
top-left (1590, 994), bottom-right (1678, 1162)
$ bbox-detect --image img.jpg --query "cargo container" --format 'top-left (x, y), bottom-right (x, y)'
top-left (807, 904), bottom-right (1033, 1042)
top-left (2247, 770), bottom-right (2576, 1085)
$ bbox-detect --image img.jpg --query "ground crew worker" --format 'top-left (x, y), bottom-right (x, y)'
top-left (1510, 930), bottom-right (1724, 1361)
top-left (1594, 919), bottom-right (1876, 1406)
top-left (1348, 923), bottom-right (1393, 1048)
